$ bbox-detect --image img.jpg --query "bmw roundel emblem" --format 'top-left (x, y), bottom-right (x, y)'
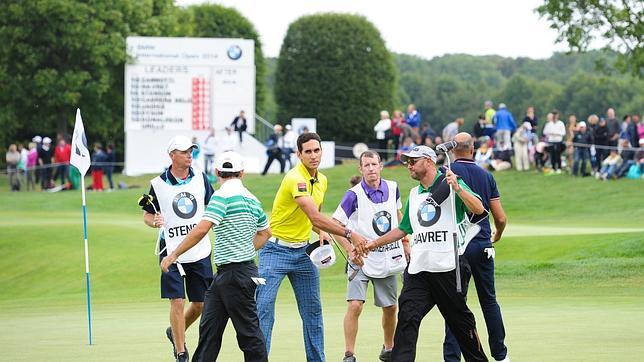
top-left (227, 45), bottom-right (242, 60)
top-left (173, 192), bottom-right (198, 219)
top-left (417, 201), bottom-right (440, 227)
top-left (372, 211), bottom-right (392, 236)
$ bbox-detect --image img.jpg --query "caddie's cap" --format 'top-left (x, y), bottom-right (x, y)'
top-left (401, 145), bottom-right (438, 163)
top-left (167, 135), bottom-right (198, 153)
top-left (306, 240), bottom-right (336, 269)
top-left (215, 151), bottom-right (244, 172)
top-left (32, 135), bottom-right (42, 143)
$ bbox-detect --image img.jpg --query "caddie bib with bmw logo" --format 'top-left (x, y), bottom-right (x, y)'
top-left (350, 180), bottom-right (406, 278)
top-left (407, 183), bottom-right (458, 274)
top-left (151, 171), bottom-right (211, 263)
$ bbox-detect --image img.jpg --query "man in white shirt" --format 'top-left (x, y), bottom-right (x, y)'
top-left (218, 126), bottom-right (238, 152)
top-left (202, 129), bottom-right (217, 175)
top-left (543, 112), bottom-right (566, 173)
top-left (282, 124), bottom-right (297, 170)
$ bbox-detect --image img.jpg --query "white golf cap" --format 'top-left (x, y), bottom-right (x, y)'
top-left (401, 145), bottom-right (438, 163)
top-left (306, 241), bottom-right (336, 269)
top-left (167, 135), bottom-right (198, 153)
top-left (42, 137), bottom-right (52, 144)
top-left (32, 135), bottom-right (42, 143)
top-left (215, 151), bottom-right (244, 172)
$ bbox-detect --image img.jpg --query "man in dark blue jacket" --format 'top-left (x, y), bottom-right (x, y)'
top-left (443, 132), bottom-right (509, 362)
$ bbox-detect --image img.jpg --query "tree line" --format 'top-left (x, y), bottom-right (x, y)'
top-left (1, 2), bottom-right (641, 159)
top-left (0, 0), bottom-right (266, 151)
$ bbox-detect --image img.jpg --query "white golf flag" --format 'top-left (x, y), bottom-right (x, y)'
top-left (70, 108), bottom-right (91, 176)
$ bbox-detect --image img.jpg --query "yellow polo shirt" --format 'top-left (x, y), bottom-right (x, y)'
top-left (270, 162), bottom-right (328, 242)
top-left (485, 108), bottom-right (496, 124)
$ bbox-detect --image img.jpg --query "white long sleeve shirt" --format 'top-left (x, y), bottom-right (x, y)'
top-left (543, 120), bottom-right (566, 143)
top-left (374, 119), bottom-right (392, 140)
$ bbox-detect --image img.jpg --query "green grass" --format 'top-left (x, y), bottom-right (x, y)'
top-left (0, 164), bottom-right (643, 361)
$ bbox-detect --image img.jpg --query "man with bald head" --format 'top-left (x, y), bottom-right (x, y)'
top-left (443, 132), bottom-right (510, 362)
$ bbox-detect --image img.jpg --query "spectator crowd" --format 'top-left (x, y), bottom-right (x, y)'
top-left (4, 133), bottom-right (118, 192)
top-left (372, 102), bottom-right (644, 180)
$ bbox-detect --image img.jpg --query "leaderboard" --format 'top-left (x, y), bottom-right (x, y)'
top-left (126, 65), bottom-right (211, 131)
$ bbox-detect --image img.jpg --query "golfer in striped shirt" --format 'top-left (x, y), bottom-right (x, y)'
top-left (161, 151), bottom-right (272, 362)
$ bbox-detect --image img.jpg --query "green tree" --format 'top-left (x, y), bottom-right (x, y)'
top-left (536, 0), bottom-right (643, 76)
top-left (554, 73), bottom-right (642, 120)
top-left (275, 13), bottom-right (396, 142)
top-left (0, 0), bottom-right (178, 148)
top-left (187, 4), bottom-right (267, 117)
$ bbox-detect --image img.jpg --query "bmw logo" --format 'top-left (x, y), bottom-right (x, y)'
top-left (372, 211), bottom-right (392, 236)
top-left (227, 45), bottom-right (242, 60)
top-left (417, 201), bottom-right (440, 227)
top-left (172, 192), bottom-right (198, 219)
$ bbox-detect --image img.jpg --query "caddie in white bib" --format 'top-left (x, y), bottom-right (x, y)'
top-left (151, 171), bottom-right (211, 263)
top-left (338, 179), bottom-right (407, 278)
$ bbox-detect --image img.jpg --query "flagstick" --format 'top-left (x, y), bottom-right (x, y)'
top-left (80, 175), bottom-right (93, 345)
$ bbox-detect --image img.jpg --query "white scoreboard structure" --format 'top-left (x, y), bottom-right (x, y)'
top-left (124, 36), bottom-right (255, 175)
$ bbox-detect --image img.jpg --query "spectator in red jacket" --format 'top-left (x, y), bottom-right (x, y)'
top-left (54, 137), bottom-right (71, 186)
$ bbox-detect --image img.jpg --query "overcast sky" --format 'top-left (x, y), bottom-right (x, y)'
top-left (176, 0), bottom-right (571, 60)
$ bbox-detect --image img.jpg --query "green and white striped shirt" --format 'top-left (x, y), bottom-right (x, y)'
top-left (202, 179), bottom-right (268, 266)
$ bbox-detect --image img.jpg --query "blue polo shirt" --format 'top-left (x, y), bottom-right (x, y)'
top-left (449, 159), bottom-right (500, 246)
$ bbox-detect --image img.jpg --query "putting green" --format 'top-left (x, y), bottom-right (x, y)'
top-left (1, 166), bottom-right (642, 360)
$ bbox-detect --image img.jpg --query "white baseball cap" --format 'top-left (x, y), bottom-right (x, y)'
top-left (32, 135), bottom-right (42, 143)
top-left (306, 241), bottom-right (336, 269)
top-left (401, 145), bottom-right (438, 163)
top-left (42, 137), bottom-right (52, 144)
top-left (215, 151), bottom-right (244, 172)
top-left (167, 135), bottom-right (198, 153)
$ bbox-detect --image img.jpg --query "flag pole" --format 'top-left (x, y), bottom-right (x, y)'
top-left (81, 174), bottom-right (93, 345)
top-left (71, 108), bottom-right (93, 346)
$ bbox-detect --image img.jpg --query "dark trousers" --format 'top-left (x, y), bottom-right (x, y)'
top-left (572, 148), bottom-right (590, 176)
top-left (593, 147), bottom-right (608, 171)
top-left (392, 261), bottom-right (488, 362)
top-left (378, 139), bottom-right (389, 161)
top-left (261, 151), bottom-right (285, 175)
top-left (105, 168), bottom-right (114, 189)
top-left (444, 242), bottom-right (507, 361)
top-left (54, 164), bottom-right (68, 185)
top-left (549, 142), bottom-right (563, 170)
top-left (41, 165), bottom-right (52, 189)
top-left (192, 261), bottom-right (267, 362)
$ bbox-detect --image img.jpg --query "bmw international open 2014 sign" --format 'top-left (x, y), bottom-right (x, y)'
top-left (124, 36), bottom-right (255, 175)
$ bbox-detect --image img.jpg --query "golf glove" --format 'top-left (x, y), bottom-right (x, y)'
top-left (484, 247), bottom-right (495, 259)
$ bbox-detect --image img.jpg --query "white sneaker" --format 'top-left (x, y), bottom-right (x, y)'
top-left (555, 169), bottom-right (562, 174)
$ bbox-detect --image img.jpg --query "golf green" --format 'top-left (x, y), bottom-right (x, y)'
top-left (0, 164), bottom-right (642, 361)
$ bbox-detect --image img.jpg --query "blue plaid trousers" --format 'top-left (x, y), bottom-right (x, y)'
top-left (256, 241), bottom-right (325, 362)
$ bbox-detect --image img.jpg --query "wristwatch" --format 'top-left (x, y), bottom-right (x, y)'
top-left (344, 228), bottom-right (352, 240)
